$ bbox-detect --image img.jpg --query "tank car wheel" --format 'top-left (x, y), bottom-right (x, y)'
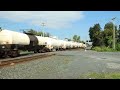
top-left (9, 50), bottom-right (19, 58)
top-left (0, 51), bottom-right (8, 58)
top-left (37, 50), bottom-right (43, 53)
top-left (34, 51), bottom-right (37, 53)
top-left (37, 50), bottom-right (41, 53)
top-left (0, 55), bottom-right (7, 58)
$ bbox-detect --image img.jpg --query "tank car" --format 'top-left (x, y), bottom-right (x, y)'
top-left (0, 30), bottom-right (29, 57)
top-left (0, 29), bottom-right (46, 58)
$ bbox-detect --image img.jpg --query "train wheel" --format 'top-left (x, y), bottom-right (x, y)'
top-left (37, 50), bottom-right (40, 53)
top-left (0, 51), bottom-right (8, 58)
top-left (9, 50), bottom-right (19, 58)
top-left (37, 49), bottom-right (43, 53)
top-left (34, 50), bottom-right (37, 53)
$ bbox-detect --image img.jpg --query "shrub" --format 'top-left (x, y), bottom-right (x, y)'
top-left (116, 43), bottom-right (120, 51)
top-left (92, 46), bottom-right (116, 52)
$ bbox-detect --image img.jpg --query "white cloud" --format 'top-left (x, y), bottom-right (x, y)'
top-left (0, 11), bottom-right (84, 29)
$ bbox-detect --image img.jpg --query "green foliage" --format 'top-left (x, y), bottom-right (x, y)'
top-left (27, 29), bottom-right (37, 35)
top-left (80, 41), bottom-right (85, 44)
top-left (104, 22), bottom-right (113, 30)
top-left (92, 46), bottom-right (116, 52)
top-left (103, 22), bottom-right (115, 47)
top-left (89, 23), bottom-right (102, 47)
top-left (80, 72), bottom-right (120, 79)
top-left (44, 33), bottom-right (50, 37)
top-left (36, 32), bottom-right (43, 36)
top-left (92, 47), bottom-right (101, 51)
top-left (68, 39), bottom-right (72, 41)
top-left (88, 22), bottom-right (120, 51)
top-left (25, 29), bottom-right (51, 37)
top-left (73, 35), bottom-right (80, 42)
top-left (116, 43), bottom-right (120, 51)
top-left (117, 26), bottom-right (120, 43)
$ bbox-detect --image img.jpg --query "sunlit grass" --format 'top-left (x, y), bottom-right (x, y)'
top-left (80, 72), bottom-right (120, 79)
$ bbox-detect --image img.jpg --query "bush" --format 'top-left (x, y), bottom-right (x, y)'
top-left (92, 46), bottom-right (116, 52)
top-left (92, 47), bottom-right (101, 51)
top-left (116, 43), bottom-right (120, 51)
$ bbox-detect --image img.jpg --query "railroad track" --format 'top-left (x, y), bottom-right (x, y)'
top-left (0, 52), bottom-right (56, 68)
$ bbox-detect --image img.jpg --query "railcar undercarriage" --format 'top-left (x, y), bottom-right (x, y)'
top-left (0, 44), bottom-right (47, 58)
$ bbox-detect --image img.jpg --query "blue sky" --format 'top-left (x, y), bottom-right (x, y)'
top-left (0, 11), bottom-right (120, 41)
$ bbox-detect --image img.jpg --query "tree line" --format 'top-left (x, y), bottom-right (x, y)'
top-left (26, 29), bottom-right (83, 43)
top-left (65, 35), bottom-right (85, 43)
top-left (24, 29), bottom-right (51, 37)
top-left (89, 22), bottom-right (120, 50)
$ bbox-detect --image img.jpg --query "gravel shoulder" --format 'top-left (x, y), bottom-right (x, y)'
top-left (0, 50), bottom-right (120, 79)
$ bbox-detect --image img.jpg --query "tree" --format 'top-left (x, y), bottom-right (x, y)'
top-left (73, 35), bottom-right (80, 42)
top-left (89, 22), bottom-right (120, 49)
top-left (25, 29), bottom-right (51, 37)
top-left (36, 32), bottom-right (43, 36)
top-left (73, 35), bottom-right (77, 42)
top-left (44, 32), bottom-right (51, 37)
top-left (89, 27), bottom-right (94, 42)
top-left (27, 29), bottom-right (37, 35)
top-left (117, 25), bottom-right (120, 43)
top-left (104, 22), bottom-right (114, 30)
top-left (89, 23), bottom-right (102, 47)
top-left (103, 22), bottom-right (114, 47)
top-left (68, 39), bottom-right (72, 41)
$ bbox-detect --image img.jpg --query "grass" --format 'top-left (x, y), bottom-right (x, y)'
top-left (80, 72), bottom-right (120, 79)
top-left (20, 51), bottom-right (33, 54)
top-left (92, 46), bottom-right (117, 52)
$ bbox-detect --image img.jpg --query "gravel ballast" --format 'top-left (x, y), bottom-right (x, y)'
top-left (0, 50), bottom-right (120, 79)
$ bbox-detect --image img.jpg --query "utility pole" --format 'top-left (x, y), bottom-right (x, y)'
top-left (41, 22), bottom-right (45, 37)
top-left (112, 17), bottom-right (116, 50)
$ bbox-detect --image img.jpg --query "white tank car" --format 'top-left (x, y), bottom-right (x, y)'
top-left (44, 37), bottom-right (59, 50)
top-left (51, 38), bottom-right (61, 49)
top-left (36, 36), bottom-right (47, 46)
top-left (70, 42), bottom-right (73, 48)
top-left (0, 30), bottom-right (12, 44)
top-left (83, 44), bottom-right (87, 48)
top-left (56, 39), bottom-right (64, 49)
top-left (40, 37), bottom-right (54, 50)
top-left (66, 41), bottom-right (71, 49)
top-left (71, 42), bottom-right (75, 48)
top-left (62, 41), bottom-right (67, 49)
top-left (76, 42), bottom-right (80, 48)
top-left (69, 41), bottom-right (72, 48)
top-left (0, 30), bottom-right (30, 45)
top-left (79, 43), bottom-right (83, 48)
top-left (81, 43), bottom-right (86, 48)
top-left (60, 40), bottom-right (67, 49)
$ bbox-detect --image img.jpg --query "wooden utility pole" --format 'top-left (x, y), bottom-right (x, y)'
top-left (112, 17), bottom-right (116, 50)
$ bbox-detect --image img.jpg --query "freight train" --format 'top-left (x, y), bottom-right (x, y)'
top-left (0, 29), bottom-right (86, 58)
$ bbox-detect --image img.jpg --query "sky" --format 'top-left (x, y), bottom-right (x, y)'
top-left (0, 11), bottom-right (120, 41)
